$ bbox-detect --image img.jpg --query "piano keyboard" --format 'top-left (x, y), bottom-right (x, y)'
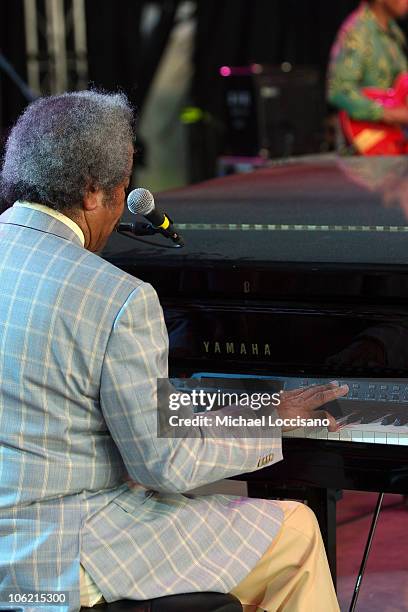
top-left (282, 377), bottom-right (408, 446)
top-left (186, 373), bottom-right (408, 446)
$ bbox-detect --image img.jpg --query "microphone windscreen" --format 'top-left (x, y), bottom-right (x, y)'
top-left (127, 188), bottom-right (155, 215)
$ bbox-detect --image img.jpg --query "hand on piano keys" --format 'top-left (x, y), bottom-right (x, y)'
top-left (283, 380), bottom-right (408, 446)
top-left (277, 382), bottom-right (349, 432)
top-left (188, 373), bottom-right (408, 446)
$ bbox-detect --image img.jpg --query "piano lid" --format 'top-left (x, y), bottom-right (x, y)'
top-left (105, 155), bottom-right (408, 267)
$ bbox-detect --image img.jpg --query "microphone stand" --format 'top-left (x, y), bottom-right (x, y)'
top-left (117, 222), bottom-right (184, 248)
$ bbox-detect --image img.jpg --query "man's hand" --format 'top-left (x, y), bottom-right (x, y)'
top-left (277, 383), bottom-right (349, 432)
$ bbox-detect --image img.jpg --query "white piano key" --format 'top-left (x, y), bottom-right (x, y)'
top-left (351, 430), bottom-right (365, 443)
top-left (362, 431), bottom-right (377, 444)
top-left (377, 424), bottom-right (405, 434)
top-left (283, 422), bottom-right (408, 445)
top-left (339, 428), bottom-right (353, 441)
top-left (397, 434), bottom-right (408, 446)
top-left (327, 431), bottom-right (341, 441)
top-left (374, 430), bottom-right (387, 445)
top-left (282, 428), bottom-right (302, 439)
top-left (386, 431), bottom-right (401, 446)
top-left (312, 427), bottom-right (327, 439)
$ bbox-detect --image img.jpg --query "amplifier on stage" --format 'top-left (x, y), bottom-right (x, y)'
top-left (219, 64), bottom-right (325, 159)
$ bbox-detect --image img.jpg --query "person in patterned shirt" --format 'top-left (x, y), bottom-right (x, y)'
top-left (328, 0), bottom-right (408, 125)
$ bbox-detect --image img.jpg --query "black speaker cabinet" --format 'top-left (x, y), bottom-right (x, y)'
top-left (220, 64), bottom-right (325, 158)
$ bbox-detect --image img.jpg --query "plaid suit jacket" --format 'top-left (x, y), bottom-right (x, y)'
top-left (0, 206), bottom-right (283, 612)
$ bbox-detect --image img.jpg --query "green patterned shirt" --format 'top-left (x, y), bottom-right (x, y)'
top-left (328, 2), bottom-right (408, 121)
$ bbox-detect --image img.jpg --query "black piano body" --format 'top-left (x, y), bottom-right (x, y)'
top-left (103, 156), bottom-right (408, 579)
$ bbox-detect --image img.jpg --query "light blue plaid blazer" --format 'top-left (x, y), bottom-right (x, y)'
top-left (0, 205), bottom-right (283, 612)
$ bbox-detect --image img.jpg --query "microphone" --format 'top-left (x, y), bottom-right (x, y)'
top-left (127, 188), bottom-right (184, 246)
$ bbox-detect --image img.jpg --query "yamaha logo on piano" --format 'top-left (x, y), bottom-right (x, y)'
top-left (203, 340), bottom-right (272, 357)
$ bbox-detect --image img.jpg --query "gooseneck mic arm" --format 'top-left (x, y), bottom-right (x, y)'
top-left (147, 211), bottom-right (184, 246)
top-left (117, 222), bottom-right (157, 236)
top-left (116, 220), bottom-right (184, 248)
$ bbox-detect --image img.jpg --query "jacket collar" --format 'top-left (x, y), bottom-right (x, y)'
top-left (0, 205), bottom-right (84, 248)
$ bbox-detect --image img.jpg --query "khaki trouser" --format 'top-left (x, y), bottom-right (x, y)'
top-left (80, 500), bottom-right (339, 612)
top-left (230, 501), bottom-right (340, 612)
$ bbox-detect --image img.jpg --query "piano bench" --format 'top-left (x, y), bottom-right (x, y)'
top-left (80, 592), bottom-right (243, 612)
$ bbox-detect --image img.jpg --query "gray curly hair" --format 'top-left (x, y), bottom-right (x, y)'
top-left (0, 90), bottom-right (134, 211)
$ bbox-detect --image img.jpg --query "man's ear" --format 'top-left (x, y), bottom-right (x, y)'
top-left (83, 186), bottom-right (104, 212)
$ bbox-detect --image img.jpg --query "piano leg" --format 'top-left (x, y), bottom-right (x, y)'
top-left (246, 483), bottom-right (340, 586)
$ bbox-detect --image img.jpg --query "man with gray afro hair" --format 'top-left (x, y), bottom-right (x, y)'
top-left (1, 90), bottom-right (134, 213)
top-left (1, 91), bottom-right (135, 253)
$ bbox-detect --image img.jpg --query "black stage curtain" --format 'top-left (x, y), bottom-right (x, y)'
top-left (192, 0), bottom-right (360, 121)
top-left (85, 0), bottom-right (180, 119)
top-left (0, 0), bottom-right (28, 141)
top-left (0, 0), bottom-right (180, 134)
top-left (85, 0), bottom-right (180, 162)
top-left (85, 0), bottom-right (144, 106)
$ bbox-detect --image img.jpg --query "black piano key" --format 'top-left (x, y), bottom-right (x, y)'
top-left (326, 397), bottom-right (408, 427)
top-left (360, 413), bottom-right (387, 424)
top-left (336, 414), bottom-right (353, 426)
top-left (395, 415), bottom-right (408, 426)
top-left (381, 414), bottom-right (397, 426)
top-left (342, 407), bottom-right (380, 424)
top-left (345, 413), bottom-right (363, 424)
top-left (388, 408), bottom-right (408, 426)
top-left (360, 405), bottom-right (397, 424)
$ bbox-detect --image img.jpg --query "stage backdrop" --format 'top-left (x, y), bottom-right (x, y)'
top-left (1, 1), bottom-right (407, 172)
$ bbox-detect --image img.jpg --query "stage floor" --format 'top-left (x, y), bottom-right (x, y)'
top-left (337, 491), bottom-right (408, 612)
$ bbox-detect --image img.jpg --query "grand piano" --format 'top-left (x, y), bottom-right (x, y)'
top-left (103, 155), bottom-right (408, 582)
